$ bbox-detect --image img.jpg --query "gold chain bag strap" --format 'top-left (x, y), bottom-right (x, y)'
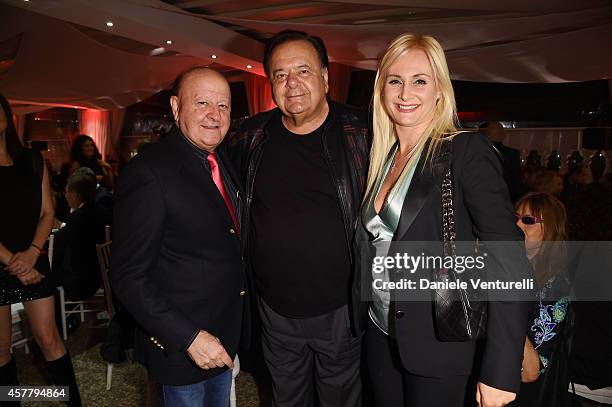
top-left (433, 156), bottom-right (488, 341)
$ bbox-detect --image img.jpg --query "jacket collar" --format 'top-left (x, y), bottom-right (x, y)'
top-left (170, 129), bottom-right (240, 229)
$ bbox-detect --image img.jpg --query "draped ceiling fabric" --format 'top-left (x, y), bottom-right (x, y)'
top-left (0, 4), bottom-right (210, 111)
top-left (207, 6), bottom-right (612, 83)
top-left (0, 0), bottom-right (610, 112)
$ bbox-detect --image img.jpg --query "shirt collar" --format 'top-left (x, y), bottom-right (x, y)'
top-left (177, 129), bottom-right (212, 160)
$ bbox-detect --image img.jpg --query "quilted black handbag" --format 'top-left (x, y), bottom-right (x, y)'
top-left (432, 161), bottom-right (488, 341)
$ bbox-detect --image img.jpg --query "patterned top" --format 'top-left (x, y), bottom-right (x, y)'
top-left (528, 275), bottom-right (570, 373)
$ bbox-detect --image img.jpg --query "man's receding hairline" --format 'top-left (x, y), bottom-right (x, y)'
top-left (176, 67), bottom-right (228, 96)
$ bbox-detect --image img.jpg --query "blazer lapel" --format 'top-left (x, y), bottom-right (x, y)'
top-left (393, 141), bottom-right (450, 241)
top-left (178, 144), bottom-right (235, 228)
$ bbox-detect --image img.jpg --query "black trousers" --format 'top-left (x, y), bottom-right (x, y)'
top-left (259, 299), bottom-right (362, 407)
top-left (365, 318), bottom-right (470, 407)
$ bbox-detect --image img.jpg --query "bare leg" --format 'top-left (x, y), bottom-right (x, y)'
top-left (0, 304), bottom-right (20, 406)
top-left (23, 296), bottom-right (65, 361)
top-left (25, 296), bottom-right (82, 405)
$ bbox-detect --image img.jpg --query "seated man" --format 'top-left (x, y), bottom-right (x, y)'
top-left (52, 168), bottom-right (102, 300)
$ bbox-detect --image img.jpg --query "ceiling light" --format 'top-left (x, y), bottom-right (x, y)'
top-left (165, 40), bottom-right (173, 45)
top-left (246, 64), bottom-right (252, 69)
top-left (211, 54), bottom-right (217, 59)
top-left (106, 21), bottom-right (114, 28)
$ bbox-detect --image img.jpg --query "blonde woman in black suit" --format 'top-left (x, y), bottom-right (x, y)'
top-left (350, 34), bottom-right (533, 407)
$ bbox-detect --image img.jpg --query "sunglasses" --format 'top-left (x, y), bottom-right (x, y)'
top-left (515, 214), bottom-right (544, 225)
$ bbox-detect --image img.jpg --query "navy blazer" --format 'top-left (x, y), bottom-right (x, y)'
top-left (110, 131), bottom-right (249, 385)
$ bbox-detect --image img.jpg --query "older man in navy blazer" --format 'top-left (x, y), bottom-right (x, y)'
top-left (111, 67), bottom-right (248, 406)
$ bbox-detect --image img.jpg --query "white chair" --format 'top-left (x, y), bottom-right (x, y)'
top-left (10, 303), bottom-right (29, 354)
top-left (57, 286), bottom-right (104, 340)
top-left (51, 233), bottom-right (104, 340)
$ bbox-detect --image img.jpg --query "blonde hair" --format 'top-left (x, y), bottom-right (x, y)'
top-left (366, 33), bottom-right (458, 200)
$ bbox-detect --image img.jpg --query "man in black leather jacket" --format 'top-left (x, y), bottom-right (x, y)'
top-left (228, 30), bottom-right (369, 407)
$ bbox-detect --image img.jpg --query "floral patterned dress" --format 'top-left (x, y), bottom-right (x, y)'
top-left (529, 279), bottom-right (570, 374)
top-left (516, 274), bottom-right (572, 406)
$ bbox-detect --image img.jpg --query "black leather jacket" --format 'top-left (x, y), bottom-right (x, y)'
top-left (227, 101), bottom-right (370, 263)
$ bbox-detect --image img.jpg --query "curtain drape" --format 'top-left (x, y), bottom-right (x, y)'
top-left (328, 62), bottom-right (353, 104)
top-left (245, 73), bottom-right (276, 116)
top-left (105, 108), bottom-right (125, 161)
top-left (78, 109), bottom-right (110, 159)
top-left (13, 114), bottom-right (26, 142)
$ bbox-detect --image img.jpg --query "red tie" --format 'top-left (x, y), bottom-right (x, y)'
top-left (207, 152), bottom-right (239, 231)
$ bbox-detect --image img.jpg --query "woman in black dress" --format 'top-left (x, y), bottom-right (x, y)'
top-left (0, 94), bottom-right (81, 405)
top-left (69, 134), bottom-right (114, 189)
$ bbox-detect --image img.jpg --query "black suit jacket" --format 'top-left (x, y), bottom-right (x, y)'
top-left (52, 203), bottom-right (102, 300)
top-left (110, 132), bottom-right (248, 385)
top-left (492, 142), bottom-right (523, 203)
top-left (351, 132), bottom-right (532, 393)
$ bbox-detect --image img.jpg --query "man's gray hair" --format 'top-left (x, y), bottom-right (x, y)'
top-left (67, 167), bottom-right (97, 203)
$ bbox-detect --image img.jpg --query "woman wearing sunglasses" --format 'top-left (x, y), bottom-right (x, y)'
top-left (515, 192), bottom-right (571, 406)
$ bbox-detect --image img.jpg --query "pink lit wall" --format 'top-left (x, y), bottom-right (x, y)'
top-left (78, 109), bottom-right (109, 159)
